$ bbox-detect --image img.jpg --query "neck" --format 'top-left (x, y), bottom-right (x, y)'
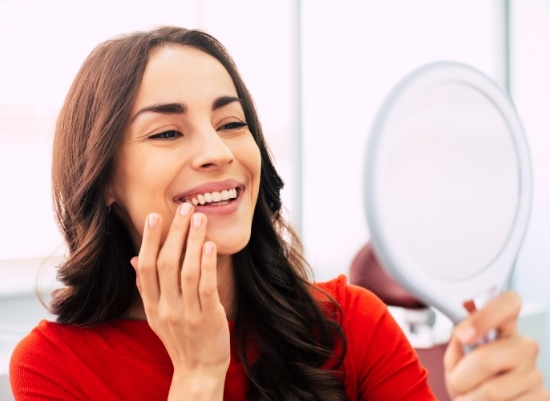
top-left (216, 253), bottom-right (235, 319)
top-left (125, 254), bottom-right (236, 321)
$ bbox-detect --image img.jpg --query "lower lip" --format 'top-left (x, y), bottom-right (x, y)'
top-left (191, 192), bottom-right (243, 216)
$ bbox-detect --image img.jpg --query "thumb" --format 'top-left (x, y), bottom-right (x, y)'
top-left (130, 256), bottom-right (141, 292)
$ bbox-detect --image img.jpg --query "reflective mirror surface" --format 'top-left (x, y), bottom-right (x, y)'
top-left (365, 62), bottom-right (531, 322)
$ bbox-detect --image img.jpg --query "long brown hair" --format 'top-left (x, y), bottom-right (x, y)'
top-left (51, 26), bottom-right (348, 401)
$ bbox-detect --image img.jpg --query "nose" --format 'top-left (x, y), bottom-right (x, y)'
top-left (191, 125), bottom-right (234, 171)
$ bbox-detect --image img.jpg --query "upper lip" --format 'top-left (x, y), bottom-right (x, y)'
top-left (173, 179), bottom-right (244, 203)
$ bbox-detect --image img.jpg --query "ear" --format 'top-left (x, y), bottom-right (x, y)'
top-left (105, 183), bottom-right (117, 208)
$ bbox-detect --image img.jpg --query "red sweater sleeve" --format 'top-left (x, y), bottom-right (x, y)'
top-left (320, 275), bottom-right (437, 400)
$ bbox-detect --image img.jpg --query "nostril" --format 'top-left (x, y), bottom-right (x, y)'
top-left (200, 158), bottom-right (233, 169)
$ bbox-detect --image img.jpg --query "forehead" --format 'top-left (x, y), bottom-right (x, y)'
top-left (134, 44), bottom-right (238, 108)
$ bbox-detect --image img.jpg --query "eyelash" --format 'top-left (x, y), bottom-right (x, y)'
top-left (148, 121), bottom-right (247, 140)
top-left (148, 130), bottom-right (182, 140)
top-left (218, 121), bottom-right (248, 131)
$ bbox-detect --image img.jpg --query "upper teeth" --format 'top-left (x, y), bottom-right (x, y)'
top-left (189, 188), bottom-right (238, 206)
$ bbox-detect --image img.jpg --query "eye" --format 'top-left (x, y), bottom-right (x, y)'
top-left (148, 130), bottom-right (183, 140)
top-left (218, 121), bottom-right (248, 131)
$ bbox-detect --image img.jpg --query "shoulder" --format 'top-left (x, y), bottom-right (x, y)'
top-left (10, 319), bottom-right (99, 374)
top-left (10, 319), bottom-right (117, 360)
top-left (10, 319), bottom-right (170, 400)
top-left (11, 320), bottom-right (79, 362)
top-left (314, 274), bottom-right (389, 325)
top-left (11, 318), bottom-right (166, 366)
top-left (10, 320), bottom-right (87, 399)
top-left (312, 275), bottom-right (399, 361)
top-left (314, 274), bottom-right (407, 351)
top-left (313, 274), bottom-right (420, 356)
top-left (314, 275), bottom-right (436, 399)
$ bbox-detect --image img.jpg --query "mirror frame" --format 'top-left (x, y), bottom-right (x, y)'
top-left (364, 61), bottom-right (532, 323)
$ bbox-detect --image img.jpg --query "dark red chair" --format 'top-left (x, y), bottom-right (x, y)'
top-left (349, 243), bottom-right (451, 401)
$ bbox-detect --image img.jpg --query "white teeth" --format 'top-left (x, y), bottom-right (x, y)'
top-left (187, 187), bottom-right (239, 206)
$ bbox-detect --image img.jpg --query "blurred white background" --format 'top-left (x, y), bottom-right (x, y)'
top-left (0, 0), bottom-right (549, 395)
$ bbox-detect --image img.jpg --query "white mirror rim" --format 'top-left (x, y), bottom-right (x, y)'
top-left (364, 62), bottom-right (532, 322)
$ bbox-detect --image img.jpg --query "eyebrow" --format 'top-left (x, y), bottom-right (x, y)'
top-left (130, 96), bottom-right (243, 123)
top-left (212, 96), bottom-right (242, 111)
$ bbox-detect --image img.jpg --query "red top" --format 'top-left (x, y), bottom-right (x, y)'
top-left (10, 275), bottom-right (436, 400)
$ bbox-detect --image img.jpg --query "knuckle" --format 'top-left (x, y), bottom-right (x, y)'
top-left (532, 370), bottom-right (544, 388)
top-left (444, 373), bottom-right (459, 394)
top-left (480, 383), bottom-right (502, 401)
top-left (143, 303), bottom-right (156, 317)
top-left (155, 257), bottom-right (171, 271)
top-left (476, 350), bottom-right (497, 376)
top-left (199, 284), bottom-right (216, 299)
top-left (524, 337), bottom-right (540, 360)
top-left (181, 271), bottom-right (197, 285)
top-left (503, 290), bottom-right (522, 313)
top-left (158, 309), bottom-right (179, 324)
top-left (184, 315), bottom-right (201, 330)
top-left (137, 260), bottom-right (155, 274)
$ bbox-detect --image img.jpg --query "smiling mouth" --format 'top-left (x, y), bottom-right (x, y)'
top-left (179, 187), bottom-right (239, 206)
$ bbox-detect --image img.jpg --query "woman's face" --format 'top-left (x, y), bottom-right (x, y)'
top-left (107, 44), bottom-right (262, 256)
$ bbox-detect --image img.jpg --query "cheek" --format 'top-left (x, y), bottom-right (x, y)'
top-left (110, 155), bottom-right (175, 241)
top-left (245, 141), bottom-right (262, 193)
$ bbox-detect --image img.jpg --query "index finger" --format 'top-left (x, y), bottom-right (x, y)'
top-left (444, 291), bottom-right (522, 376)
top-left (452, 291), bottom-right (521, 350)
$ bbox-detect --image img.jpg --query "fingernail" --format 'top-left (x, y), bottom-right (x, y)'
top-left (463, 299), bottom-right (477, 313)
top-left (193, 213), bottom-right (202, 227)
top-left (204, 242), bottom-right (213, 255)
top-left (148, 213), bottom-right (159, 227)
top-left (180, 202), bottom-right (192, 216)
top-left (456, 326), bottom-right (477, 343)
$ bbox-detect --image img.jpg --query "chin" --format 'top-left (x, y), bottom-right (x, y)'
top-left (208, 231), bottom-right (251, 256)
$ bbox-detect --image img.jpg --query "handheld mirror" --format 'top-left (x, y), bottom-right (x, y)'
top-left (364, 61), bottom-right (532, 325)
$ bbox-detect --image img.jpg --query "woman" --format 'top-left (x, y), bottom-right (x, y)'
top-left (10, 26), bottom-right (547, 400)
